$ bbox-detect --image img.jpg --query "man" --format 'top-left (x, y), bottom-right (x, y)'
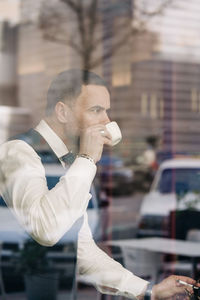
top-left (0, 69), bottom-right (197, 299)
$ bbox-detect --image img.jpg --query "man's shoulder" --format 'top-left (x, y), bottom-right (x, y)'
top-left (9, 128), bottom-right (40, 145)
top-left (0, 128), bottom-right (60, 164)
top-left (0, 139), bottom-right (40, 160)
top-left (0, 139), bottom-right (45, 179)
top-left (1, 138), bottom-right (32, 148)
top-left (1, 128), bottom-right (45, 154)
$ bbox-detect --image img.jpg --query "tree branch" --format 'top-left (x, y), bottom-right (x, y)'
top-left (60, 0), bottom-right (78, 11)
top-left (39, 0), bottom-right (174, 69)
top-left (140, 0), bottom-right (174, 17)
top-left (90, 29), bottom-right (132, 68)
top-left (42, 32), bottom-right (83, 55)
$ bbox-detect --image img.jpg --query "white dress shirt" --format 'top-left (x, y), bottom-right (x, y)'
top-left (0, 120), bottom-right (148, 299)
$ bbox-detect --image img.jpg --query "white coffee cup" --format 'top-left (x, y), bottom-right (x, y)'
top-left (106, 121), bottom-right (122, 146)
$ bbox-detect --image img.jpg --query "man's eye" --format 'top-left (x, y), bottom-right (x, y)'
top-left (91, 108), bottom-right (101, 113)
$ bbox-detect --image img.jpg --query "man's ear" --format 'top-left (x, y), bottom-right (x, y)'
top-left (55, 101), bottom-right (69, 123)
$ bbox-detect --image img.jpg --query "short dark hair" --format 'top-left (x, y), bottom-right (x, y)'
top-left (46, 69), bottom-right (108, 115)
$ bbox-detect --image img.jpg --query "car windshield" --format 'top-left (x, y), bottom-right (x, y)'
top-left (156, 168), bottom-right (200, 194)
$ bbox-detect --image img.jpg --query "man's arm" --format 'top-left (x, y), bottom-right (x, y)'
top-left (0, 140), bottom-right (96, 246)
top-left (78, 214), bottom-right (198, 299)
top-left (77, 213), bottom-right (149, 299)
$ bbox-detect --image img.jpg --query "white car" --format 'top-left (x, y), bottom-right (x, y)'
top-left (0, 163), bottom-right (100, 247)
top-left (138, 158), bottom-right (200, 237)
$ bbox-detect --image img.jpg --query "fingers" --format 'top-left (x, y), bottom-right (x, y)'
top-left (96, 126), bottom-right (112, 141)
top-left (89, 126), bottom-right (113, 147)
top-left (79, 125), bottom-right (112, 163)
top-left (153, 275), bottom-right (198, 300)
top-left (176, 275), bottom-right (196, 285)
top-left (174, 276), bottom-right (196, 296)
top-left (98, 126), bottom-right (113, 146)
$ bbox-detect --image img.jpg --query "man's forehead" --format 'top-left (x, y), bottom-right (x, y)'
top-left (77, 84), bottom-right (110, 108)
top-left (81, 84), bottom-right (109, 95)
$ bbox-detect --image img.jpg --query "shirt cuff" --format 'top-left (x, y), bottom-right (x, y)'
top-left (119, 271), bottom-right (149, 298)
top-left (95, 270), bottom-right (148, 299)
top-left (66, 157), bottom-right (97, 183)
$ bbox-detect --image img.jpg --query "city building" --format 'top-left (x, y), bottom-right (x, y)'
top-left (2, 0), bottom-right (200, 159)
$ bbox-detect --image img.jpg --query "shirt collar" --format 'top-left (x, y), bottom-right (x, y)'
top-left (35, 120), bottom-right (69, 159)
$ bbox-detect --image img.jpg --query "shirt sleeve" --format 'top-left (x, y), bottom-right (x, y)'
top-left (0, 140), bottom-right (96, 246)
top-left (77, 213), bottom-right (149, 299)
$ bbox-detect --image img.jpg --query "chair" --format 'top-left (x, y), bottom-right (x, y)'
top-left (163, 228), bottom-right (200, 277)
top-left (186, 229), bottom-right (200, 242)
top-left (186, 229), bottom-right (200, 274)
top-left (121, 247), bottom-right (162, 284)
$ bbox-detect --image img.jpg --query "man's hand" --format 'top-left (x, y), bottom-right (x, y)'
top-left (152, 275), bottom-right (198, 300)
top-left (79, 124), bottom-right (112, 163)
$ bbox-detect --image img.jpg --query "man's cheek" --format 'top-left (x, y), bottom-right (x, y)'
top-left (79, 117), bottom-right (94, 128)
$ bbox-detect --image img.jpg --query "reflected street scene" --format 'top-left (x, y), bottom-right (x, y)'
top-left (0, 0), bottom-right (200, 299)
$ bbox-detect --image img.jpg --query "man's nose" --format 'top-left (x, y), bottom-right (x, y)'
top-left (101, 112), bottom-right (110, 125)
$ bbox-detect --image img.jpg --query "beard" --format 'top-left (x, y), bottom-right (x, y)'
top-left (64, 128), bottom-right (80, 153)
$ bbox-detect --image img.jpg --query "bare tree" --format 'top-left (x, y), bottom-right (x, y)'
top-left (38, 0), bottom-right (174, 70)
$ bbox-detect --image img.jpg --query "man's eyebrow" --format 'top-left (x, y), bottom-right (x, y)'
top-left (88, 105), bottom-right (105, 110)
